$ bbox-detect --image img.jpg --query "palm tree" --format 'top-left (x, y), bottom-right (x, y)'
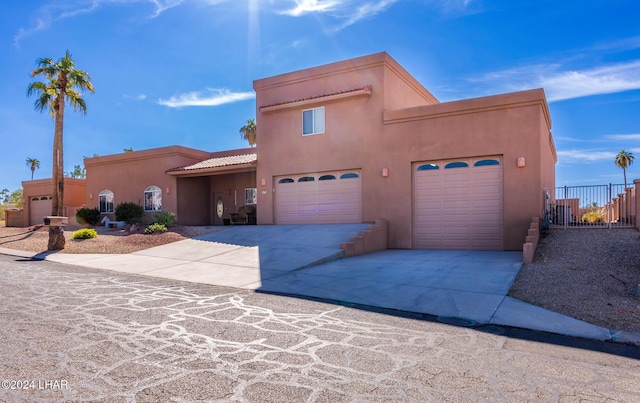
top-left (239, 118), bottom-right (257, 148)
top-left (27, 50), bottom-right (94, 250)
top-left (25, 157), bottom-right (40, 180)
top-left (614, 150), bottom-right (635, 189)
top-left (0, 189), bottom-right (9, 204)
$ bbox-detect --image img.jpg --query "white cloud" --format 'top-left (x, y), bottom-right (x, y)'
top-left (556, 149), bottom-right (617, 163)
top-left (13, 0), bottom-right (185, 46)
top-left (279, 0), bottom-right (339, 16)
top-left (157, 88), bottom-right (255, 108)
top-left (542, 61), bottom-right (640, 102)
top-left (334, 0), bottom-right (399, 30)
top-left (605, 133), bottom-right (640, 141)
top-left (468, 59), bottom-right (640, 102)
top-left (557, 147), bottom-right (640, 164)
top-left (124, 93), bottom-right (147, 101)
top-left (278, 0), bottom-right (403, 31)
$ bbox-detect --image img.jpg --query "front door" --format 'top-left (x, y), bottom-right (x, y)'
top-left (213, 192), bottom-right (225, 225)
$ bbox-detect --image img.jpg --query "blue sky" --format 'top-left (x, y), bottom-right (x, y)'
top-left (1, 0), bottom-right (639, 194)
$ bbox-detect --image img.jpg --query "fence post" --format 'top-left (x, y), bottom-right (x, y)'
top-left (608, 183), bottom-right (612, 229)
top-left (635, 180), bottom-right (640, 231)
top-left (564, 186), bottom-right (568, 229)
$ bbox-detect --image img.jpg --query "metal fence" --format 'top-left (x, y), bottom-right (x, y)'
top-left (544, 184), bottom-right (636, 229)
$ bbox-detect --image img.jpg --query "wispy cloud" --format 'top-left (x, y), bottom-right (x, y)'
top-left (605, 133), bottom-right (640, 141)
top-left (278, 0), bottom-right (403, 31)
top-left (157, 88), bottom-right (255, 108)
top-left (123, 93), bottom-right (147, 101)
top-left (279, 0), bottom-right (340, 16)
top-left (334, 0), bottom-right (399, 31)
top-left (557, 147), bottom-right (640, 164)
top-left (13, 0), bottom-right (183, 46)
top-left (468, 59), bottom-right (640, 102)
top-left (557, 149), bottom-right (618, 163)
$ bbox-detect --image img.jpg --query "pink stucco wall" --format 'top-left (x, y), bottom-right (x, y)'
top-left (85, 146), bottom-right (257, 226)
top-left (22, 178), bottom-right (87, 227)
top-left (254, 52), bottom-right (556, 250)
top-left (85, 146), bottom-right (210, 224)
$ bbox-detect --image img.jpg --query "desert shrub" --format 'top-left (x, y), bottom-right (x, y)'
top-left (144, 223), bottom-right (167, 234)
top-left (153, 211), bottom-right (177, 227)
top-left (76, 207), bottom-right (101, 226)
top-left (115, 202), bottom-right (144, 224)
top-left (581, 210), bottom-right (605, 223)
top-left (71, 228), bottom-right (98, 240)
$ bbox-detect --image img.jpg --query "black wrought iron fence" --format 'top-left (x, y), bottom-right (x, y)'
top-left (544, 184), bottom-right (636, 229)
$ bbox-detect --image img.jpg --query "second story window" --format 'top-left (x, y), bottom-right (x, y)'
top-left (302, 107), bottom-right (325, 135)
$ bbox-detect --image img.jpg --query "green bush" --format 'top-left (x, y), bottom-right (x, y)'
top-left (144, 223), bottom-right (167, 234)
top-left (153, 211), bottom-right (177, 227)
top-left (76, 207), bottom-right (101, 226)
top-left (115, 202), bottom-right (144, 225)
top-left (71, 228), bottom-right (98, 240)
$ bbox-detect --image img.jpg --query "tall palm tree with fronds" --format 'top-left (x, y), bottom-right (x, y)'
top-left (25, 157), bottom-right (40, 180)
top-left (239, 118), bottom-right (257, 147)
top-left (614, 150), bottom-right (635, 189)
top-left (27, 50), bottom-right (94, 250)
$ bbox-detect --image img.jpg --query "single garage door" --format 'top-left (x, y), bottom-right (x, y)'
top-left (275, 171), bottom-right (362, 224)
top-left (30, 195), bottom-right (52, 226)
top-left (414, 157), bottom-right (503, 250)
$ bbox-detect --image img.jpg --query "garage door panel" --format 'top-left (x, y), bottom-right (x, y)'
top-left (276, 171), bottom-right (361, 224)
top-left (414, 157), bottom-right (503, 250)
top-left (29, 196), bottom-right (52, 226)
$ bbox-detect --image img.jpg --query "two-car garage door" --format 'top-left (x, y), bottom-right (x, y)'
top-left (275, 171), bottom-right (361, 224)
top-left (414, 157), bottom-right (503, 250)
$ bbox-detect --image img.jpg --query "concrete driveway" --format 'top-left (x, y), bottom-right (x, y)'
top-left (11, 224), bottom-right (637, 344)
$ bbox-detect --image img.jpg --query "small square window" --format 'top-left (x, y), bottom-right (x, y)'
top-left (302, 107), bottom-right (325, 135)
top-left (245, 188), bottom-right (257, 205)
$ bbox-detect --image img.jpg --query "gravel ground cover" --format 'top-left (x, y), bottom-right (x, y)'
top-left (510, 228), bottom-right (640, 334)
top-left (0, 225), bottom-right (220, 254)
top-left (1, 224), bottom-right (639, 334)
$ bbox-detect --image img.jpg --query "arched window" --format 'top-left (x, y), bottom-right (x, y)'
top-left (319, 175), bottom-right (336, 181)
top-left (417, 164), bottom-right (439, 171)
top-left (99, 190), bottom-right (114, 213)
top-left (278, 178), bottom-right (294, 184)
top-left (340, 173), bottom-right (359, 179)
top-left (298, 176), bottom-right (315, 182)
top-left (444, 161), bottom-right (469, 169)
top-left (474, 159), bottom-right (500, 167)
top-left (144, 186), bottom-right (162, 212)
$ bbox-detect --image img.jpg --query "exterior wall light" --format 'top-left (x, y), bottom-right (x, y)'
top-left (517, 157), bottom-right (526, 168)
top-left (165, 187), bottom-right (171, 194)
top-left (261, 178), bottom-right (266, 186)
top-left (382, 168), bottom-right (389, 177)
top-left (89, 193), bottom-right (93, 200)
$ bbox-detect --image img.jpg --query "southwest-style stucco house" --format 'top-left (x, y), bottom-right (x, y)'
top-left (254, 52), bottom-right (555, 251)
top-left (20, 52), bottom-right (557, 251)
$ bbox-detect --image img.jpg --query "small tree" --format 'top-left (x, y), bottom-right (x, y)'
top-left (0, 189), bottom-right (9, 204)
top-left (25, 157), bottom-right (40, 180)
top-left (9, 189), bottom-right (23, 207)
top-left (65, 164), bottom-right (86, 178)
top-left (239, 118), bottom-right (257, 147)
top-left (614, 150), bottom-right (635, 189)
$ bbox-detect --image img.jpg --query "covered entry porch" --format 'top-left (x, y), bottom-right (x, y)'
top-left (166, 153), bottom-right (257, 226)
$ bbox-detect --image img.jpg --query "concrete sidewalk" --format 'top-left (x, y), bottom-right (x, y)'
top-left (1, 224), bottom-right (638, 345)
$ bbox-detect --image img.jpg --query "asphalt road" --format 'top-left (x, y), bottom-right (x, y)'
top-left (0, 254), bottom-right (638, 402)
